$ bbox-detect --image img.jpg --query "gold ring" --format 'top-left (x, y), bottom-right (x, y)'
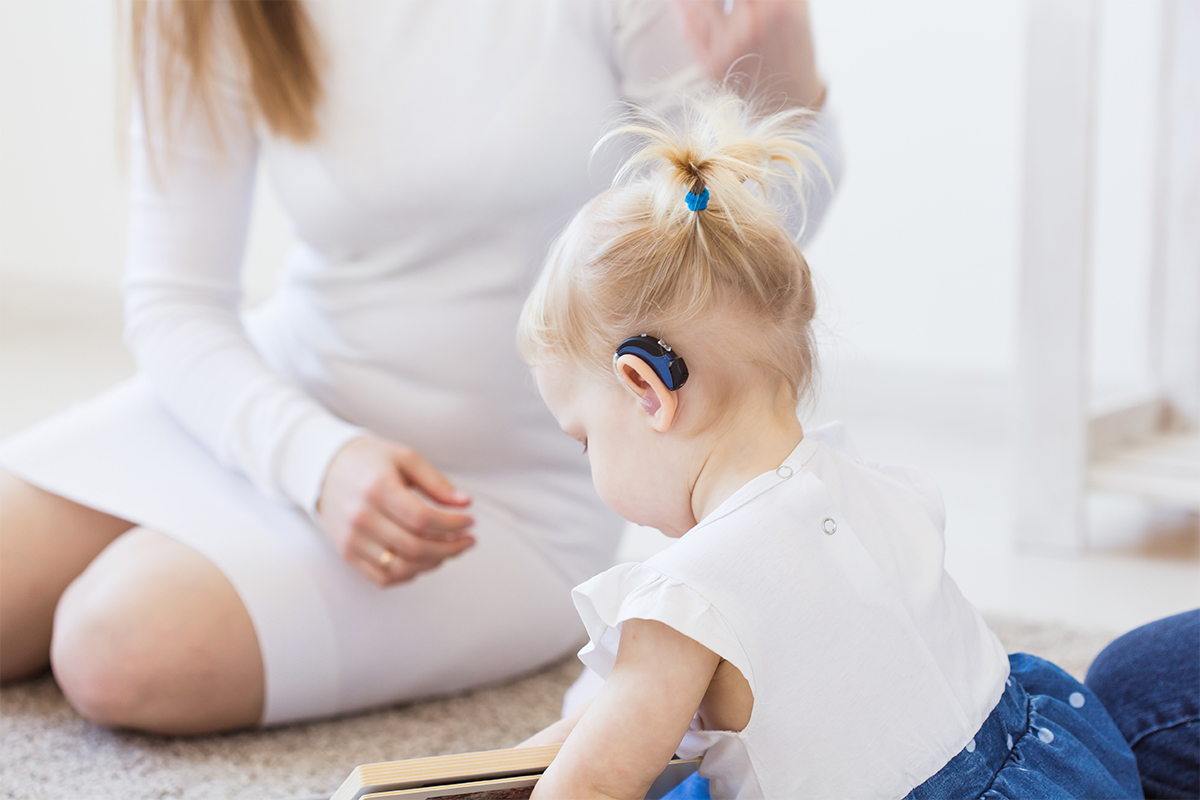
top-left (377, 549), bottom-right (396, 570)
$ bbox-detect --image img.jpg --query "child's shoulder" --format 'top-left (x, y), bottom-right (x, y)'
top-left (802, 422), bottom-right (947, 533)
top-left (649, 423), bottom-right (950, 593)
top-left (683, 422), bottom-right (943, 539)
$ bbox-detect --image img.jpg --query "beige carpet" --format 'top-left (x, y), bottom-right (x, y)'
top-left (0, 618), bottom-right (1121, 800)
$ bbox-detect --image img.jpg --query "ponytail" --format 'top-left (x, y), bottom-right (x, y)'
top-left (519, 90), bottom-right (826, 417)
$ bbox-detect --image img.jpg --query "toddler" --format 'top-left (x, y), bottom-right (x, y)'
top-left (515, 93), bottom-right (1141, 800)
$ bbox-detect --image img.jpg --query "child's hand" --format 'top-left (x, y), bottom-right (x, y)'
top-left (668, 0), bottom-right (825, 110)
top-left (532, 620), bottom-right (721, 800)
top-left (317, 436), bottom-right (475, 586)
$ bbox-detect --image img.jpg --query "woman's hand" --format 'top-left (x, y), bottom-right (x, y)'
top-left (317, 436), bottom-right (476, 586)
top-left (669, 0), bottom-right (825, 109)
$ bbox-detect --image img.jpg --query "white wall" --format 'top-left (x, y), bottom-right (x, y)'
top-left (1, 0), bottom-right (130, 290)
top-left (806, 0), bottom-right (1026, 376)
top-left (0, 0), bottom-right (1168, 387)
top-left (0, 0), bottom-right (291, 302)
top-left (1087, 0), bottom-right (1166, 404)
top-left (807, 0), bottom-right (1167, 389)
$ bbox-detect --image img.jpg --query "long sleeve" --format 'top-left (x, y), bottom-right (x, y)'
top-left (610, 0), bottom-right (844, 244)
top-left (122, 68), bottom-right (365, 514)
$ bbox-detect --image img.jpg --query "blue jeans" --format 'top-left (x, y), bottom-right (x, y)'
top-left (663, 653), bottom-right (1141, 799)
top-left (905, 653), bottom-right (1141, 799)
top-left (1086, 609), bottom-right (1200, 800)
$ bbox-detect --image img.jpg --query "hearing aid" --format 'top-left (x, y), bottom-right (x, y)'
top-left (614, 335), bottom-right (689, 391)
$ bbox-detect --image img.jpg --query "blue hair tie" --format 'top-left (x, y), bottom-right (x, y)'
top-left (685, 186), bottom-right (710, 211)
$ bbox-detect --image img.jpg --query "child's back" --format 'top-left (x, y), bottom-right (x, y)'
top-left (574, 424), bottom-right (1009, 797)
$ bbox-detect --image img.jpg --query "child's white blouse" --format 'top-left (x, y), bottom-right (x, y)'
top-left (572, 423), bottom-right (1010, 800)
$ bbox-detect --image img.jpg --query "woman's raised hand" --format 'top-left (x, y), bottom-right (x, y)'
top-left (668, 0), bottom-right (825, 110)
top-left (317, 437), bottom-right (475, 586)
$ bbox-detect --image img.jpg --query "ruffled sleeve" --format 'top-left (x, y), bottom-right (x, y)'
top-left (571, 562), bottom-right (755, 693)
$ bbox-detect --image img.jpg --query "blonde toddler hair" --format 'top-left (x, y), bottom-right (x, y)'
top-left (518, 91), bottom-right (823, 427)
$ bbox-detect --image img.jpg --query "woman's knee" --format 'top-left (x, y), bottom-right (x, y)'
top-left (1086, 610), bottom-right (1200, 799)
top-left (49, 530), bottom-right (265, 732)
top-left (0, 472), bottom-right (132, 682)
top-left (1086, 610), bottom-right (1200, 740)
top-left (49, 531), bottom-right (178, 727)
top-left (50, 575), bottom-right (146, 727)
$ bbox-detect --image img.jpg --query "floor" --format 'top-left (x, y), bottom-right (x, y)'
top-left (2, 276), bottom-right (1197, 637)
top-left (0, 617), bottom-right (1120, 800)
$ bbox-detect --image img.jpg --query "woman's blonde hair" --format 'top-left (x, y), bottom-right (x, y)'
top-left (132, 0), bottom-right (322, 153)
top-left (518, 91), bottom-right (824, 422)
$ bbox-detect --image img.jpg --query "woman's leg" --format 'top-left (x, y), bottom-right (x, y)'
top-left (0, 472), bottom-right (133, 680)
top-left (1086, 610), bottom-right (1200, 800)
top-left (50, 527), bottom-right (265, 735)
top-left (1, 471), bottom-right (264, 733)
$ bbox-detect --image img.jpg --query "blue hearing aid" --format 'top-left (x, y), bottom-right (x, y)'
top-left (615, 335), bottom-right (689, 391)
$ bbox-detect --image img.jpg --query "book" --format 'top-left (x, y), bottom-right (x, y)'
top-left (332, 744), bottom-right (701, 800)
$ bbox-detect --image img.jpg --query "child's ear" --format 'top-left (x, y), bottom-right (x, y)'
top-left (615, 354), bottom-right (678, 433)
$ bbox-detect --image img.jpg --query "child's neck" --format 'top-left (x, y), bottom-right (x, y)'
top-left (689, 403), bottom-right (804, 525)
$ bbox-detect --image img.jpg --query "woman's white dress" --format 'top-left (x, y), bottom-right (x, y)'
top-left (0, 0), bottom-right (840, 725)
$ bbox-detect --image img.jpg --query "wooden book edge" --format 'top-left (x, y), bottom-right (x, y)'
top-left (333, 746), bottom-right (702, 800)
top-left (332, 745), bottom-right (562, 800)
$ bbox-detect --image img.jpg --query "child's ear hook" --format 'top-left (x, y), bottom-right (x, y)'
top-left (613, 335), bottom-right (689, 391)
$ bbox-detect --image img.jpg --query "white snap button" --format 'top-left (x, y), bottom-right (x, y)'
top-left (776, 465), bottom-right (794, 479)
top-left (822, 518), bottom-right (836, 535)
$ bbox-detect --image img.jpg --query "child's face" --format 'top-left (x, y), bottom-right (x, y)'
top-left (534, 362), bottom-right (695, 537)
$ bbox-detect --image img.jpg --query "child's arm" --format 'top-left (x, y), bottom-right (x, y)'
top-left (531, 618), bottom-right (721, 800)
top-left (516, 699), bottom-right (593, 748)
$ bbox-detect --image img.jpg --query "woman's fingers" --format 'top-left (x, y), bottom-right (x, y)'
top-left (348, 545), bottom-right (393, 587)
top-left (377, 477), bottom-right (474, 540)
top-left (318, 436), bottom-right (478, 587)
top-left (390, 446), bottom-right (471, 507)
top-left (361, 507), bottom-right (472, 560)
top-left (348, 517), bottom-right (475, 587)
top-left (667, 0), bottom-right (822, 109)
top-left (376, 512), bottom-right (475, 563)
top-left (669, 0), bottom-right (717, 58)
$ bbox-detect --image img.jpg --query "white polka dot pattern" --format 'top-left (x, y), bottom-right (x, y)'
top-left (1038, 728), bottom-right (1055, 744)
top-left (1006, 733), bottom-right (1013, 750)
top-left (1068, 691), bottom-right (1085, 708)
top-left (965, 738), bottom-right (976, 753)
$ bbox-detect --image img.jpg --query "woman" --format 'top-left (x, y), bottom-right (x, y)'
top-left (1086, 609), bottom-right (1200, 799)
top-left (0, 0), bottom-right (838, 734)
